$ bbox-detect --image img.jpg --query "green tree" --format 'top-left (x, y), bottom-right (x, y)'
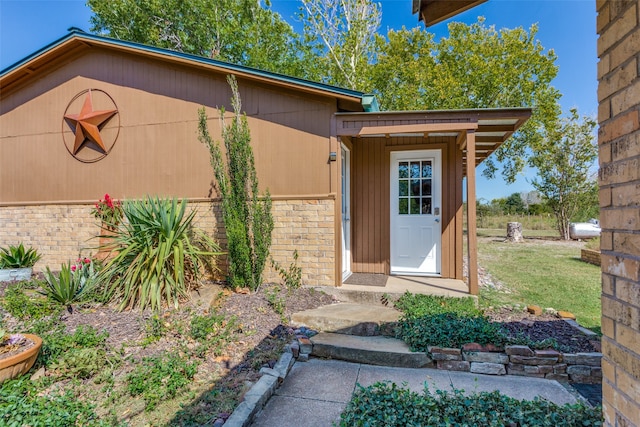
top-left (476, 200), bottom-right (491, 228)
top-left (299, 0), bottom-right (381, 89)
top-left (87, 0), bottom-right (309, 77)
top-left (367, 19), bottom-right (561, 182)
top-left (530, 109), bottom-right (597, 240)
top-left (504, 193), bottom-right (526, 215)
top-left (198, 75), bottom-right (274, 291)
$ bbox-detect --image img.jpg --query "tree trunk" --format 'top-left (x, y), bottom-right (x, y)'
top-left (506, 222), bottom-right (523, 242)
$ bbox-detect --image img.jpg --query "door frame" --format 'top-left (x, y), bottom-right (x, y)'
top-left (389, 149), bottom-right (442, 276)
top-left (341, 143), bottom-right (352, 281)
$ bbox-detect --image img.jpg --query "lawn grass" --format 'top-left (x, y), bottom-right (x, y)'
top-left (477, 228), bottom-right (558, 238)
top-left (476, 214), bottom-right (557, 231)
top-left (478, 238), bottom-right (601, 331)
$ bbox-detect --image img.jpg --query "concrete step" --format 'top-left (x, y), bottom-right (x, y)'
top-left (313, 286), bottom-right (404, 306)
top-left (310, 332), bottom-right (432, 368)
top-left (290, 303), bottom-right (400, 336)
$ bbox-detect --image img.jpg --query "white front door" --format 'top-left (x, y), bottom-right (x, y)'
top-left (341, 145), bottom-right (351, 281)
top-left (390, 150), bottom-right (441, 275)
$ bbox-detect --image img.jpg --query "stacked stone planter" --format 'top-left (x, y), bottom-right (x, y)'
top-left (580, 249), bottom-right (601, 266)
top-left (429, 344), bottom-right (602, 383)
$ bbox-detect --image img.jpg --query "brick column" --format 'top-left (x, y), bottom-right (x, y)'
top-left (597, 1), bottom-right (640, 425)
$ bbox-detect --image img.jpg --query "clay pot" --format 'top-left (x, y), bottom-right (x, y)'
top-left (0, 334), bottom-right (42, 383)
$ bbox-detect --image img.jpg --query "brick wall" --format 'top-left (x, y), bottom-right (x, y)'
top-left (598, 1), bottom-right (640, 425)
top-left (194, 199), bottom-right (336, 286)
top-left (0, 198), bottom-right (336, 287)
top-left (0, 204), bottom-right (100, 268)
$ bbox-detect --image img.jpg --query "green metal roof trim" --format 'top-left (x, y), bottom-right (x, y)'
top-left (1, 29), bottom-right (376, 108)
top-left (335, 107), bottom-right (531, 116)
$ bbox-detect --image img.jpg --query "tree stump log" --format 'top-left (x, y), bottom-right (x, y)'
top-left (507, 222), bottom-right (523, 242)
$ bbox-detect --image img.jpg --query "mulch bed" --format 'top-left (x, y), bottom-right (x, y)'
top-left (485, 307), bottom-right (599, 353)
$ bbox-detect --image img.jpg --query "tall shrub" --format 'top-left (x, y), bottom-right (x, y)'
top-left (198, 75), bottom-right (274, 291)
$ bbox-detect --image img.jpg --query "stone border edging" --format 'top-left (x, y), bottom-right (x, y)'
top-left (430, 344), bottom-right (602, 384)
top-left (223, 333), bottom-right (313, 427)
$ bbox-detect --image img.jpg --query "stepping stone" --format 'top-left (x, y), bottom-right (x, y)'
top-left (291, 303), bottom-right (400, 336)
top-left (311, 332), bottom-right (432, 368)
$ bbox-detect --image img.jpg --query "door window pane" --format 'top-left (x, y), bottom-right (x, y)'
top-left (399, 180), bottom-right (408, 197)
top-left (410, 162), bottom-right (420, 178)
top-left (410, 198), bottom-right (420, 214)
top-left (422, 162), bottom-right (432, 178)
top-left (410, 179), bottom-right (420, 196)
top-left (422, 180), bottom-right (432, 196)
top-left (399, 162), bottom-right (409, 179)
top-left (421, 198), bottom-right (432, 214)
top-left (399, 198), bottom-right (408, 214)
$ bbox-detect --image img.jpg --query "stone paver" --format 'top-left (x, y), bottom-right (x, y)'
top-left (250, 358), bottom-right (579, 426)
top-left (275, 359), bottom-right (359, 403)
top-left (311, 332), bottom-right (431, 368)
top-left (447, 369), bottom-right (577, 405)
top-left (356, 364), bottom-right (453, 392)
top-left (250, 396), bottom-right (344, 427)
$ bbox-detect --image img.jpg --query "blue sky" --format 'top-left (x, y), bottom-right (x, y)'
top-left (0, 0), bottom-right (597, 200)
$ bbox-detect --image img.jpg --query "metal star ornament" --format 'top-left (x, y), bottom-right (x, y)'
top-left (64, 89), bottom-right (117, 155)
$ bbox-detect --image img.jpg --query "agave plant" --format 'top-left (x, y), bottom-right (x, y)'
top-left (99, 196), bottom-right (221, 311)
top-left (0, 243), bottom-right (41, 268)
top-left (40, 261), bottom-right (95, 312)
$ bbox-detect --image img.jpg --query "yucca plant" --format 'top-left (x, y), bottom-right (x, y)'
top-left (40, 262), bottom-right (92, 312)
top-left (99, 196), bottom-right (220, 311)
top-left (0, 243), bottom-right (41, 268)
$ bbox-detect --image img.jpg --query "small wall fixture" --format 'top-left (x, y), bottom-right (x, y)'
top-left (329, 152), bottom-right (337, 162)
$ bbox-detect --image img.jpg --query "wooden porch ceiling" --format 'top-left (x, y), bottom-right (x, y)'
top-left (335, 108), bottom-right (531, 172)
top-left (413, 0), bottom-right (488, 27)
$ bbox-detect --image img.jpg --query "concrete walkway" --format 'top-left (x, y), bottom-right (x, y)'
top-left (250, 358), bottom-right (579, 427)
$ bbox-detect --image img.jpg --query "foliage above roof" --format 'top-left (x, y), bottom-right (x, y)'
top-left (0, 29), bottom-right (367, 106)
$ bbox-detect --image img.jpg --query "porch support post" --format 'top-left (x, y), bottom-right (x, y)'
top-left (465, 130), bottom-right (479, 295)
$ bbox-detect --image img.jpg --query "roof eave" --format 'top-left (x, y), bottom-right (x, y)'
top-left (414, 0), bottom-right (488, 27)
top-left (1, 31), bottom-right (365, 108)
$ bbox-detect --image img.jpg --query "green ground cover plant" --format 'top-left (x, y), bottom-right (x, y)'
top-left (397, 312), bottom-right (506, 351)
top-left (30, 323), bottom-right (110, 367)
top-left (394, 292), bottom-right (481, 317)
top-left (1, 284), bottom-right (241, 423)
top-left (189, 310), bottom-right (238, 357)
top-left (394, 294), bottom-right (568, 351)
top-left (1, 282), bottom-right (61, 320)
top-left (478, 239), bottom-right (601, 330)
top-left (394, 294), bottom-right (505, 351)
top-left (339, 382), bottom-right (602, 427)
top-left (0, 377), bottom-right (111, 427)
top-left (126, 352), bottom-right (199, 411)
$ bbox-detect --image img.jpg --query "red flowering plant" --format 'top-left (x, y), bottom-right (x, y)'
top-left (91, 193), bottom-right (123, 230)
top-left (70, 257), bottom-right (92, 273)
